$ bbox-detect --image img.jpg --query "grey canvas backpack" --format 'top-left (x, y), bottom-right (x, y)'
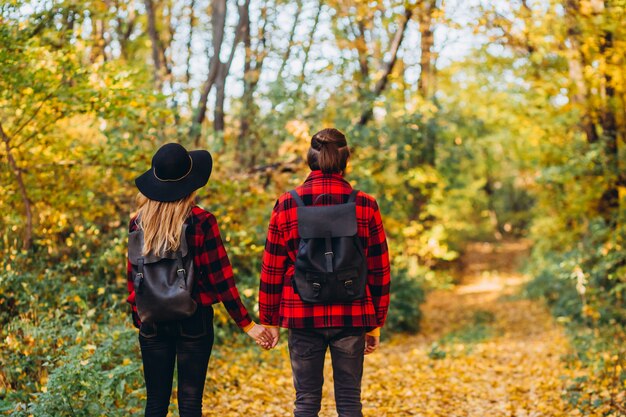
top-left (128, 223), bottom-right (197, 324)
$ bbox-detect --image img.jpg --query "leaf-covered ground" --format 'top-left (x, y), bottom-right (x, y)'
top-left (200, 241), bottom-right (582, 416)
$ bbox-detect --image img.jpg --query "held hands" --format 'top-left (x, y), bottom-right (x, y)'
top-left (246, 323), bottom-right (273, 350)
top-left (364, 335), bottom-right (379, 355)
top-left (246, 324), bottom-right (280, 350)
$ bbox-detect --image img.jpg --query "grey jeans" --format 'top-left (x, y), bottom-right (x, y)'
top-left (288, 327), bottom-right (366, 417)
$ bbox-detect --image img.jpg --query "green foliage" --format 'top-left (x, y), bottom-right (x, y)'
top-left (10, 329), bottom-right (144, 417)
top-left (441, 310), bottom-right (495, 346)
top-left (384, 270), bottom-right (425, 334)
top-left (33, 333), bottom-right (141, 417)
top-left (526, 219), bottom-right (626, 326)
top-left (525, 267), bottom-right (583, 321)
top-left (0, 224), bottom-right (129, 401)
top-left (427, 343), bottom-right (447, 360)
top-left (428, 310), bottom-right (496, 360)
top-left (561, 325), bottom-right (626, 415)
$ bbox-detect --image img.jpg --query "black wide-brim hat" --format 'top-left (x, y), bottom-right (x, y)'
top-left (135, 143), bottom-right (212, 202)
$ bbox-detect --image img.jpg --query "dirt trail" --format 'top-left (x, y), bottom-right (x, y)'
top-left (203, 241), bottom-right (574, 417)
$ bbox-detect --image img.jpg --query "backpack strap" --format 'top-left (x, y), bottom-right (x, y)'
top-left (291, 189), bottom-right (359, 206)
top-left (136, 258), bottom-right (145, 294)
top-left (289, 190), bottom-right (306, 207)
top-left (175, 251), bottom-right (187, 289)
top-left (324, 231), bottom-right (334, 273)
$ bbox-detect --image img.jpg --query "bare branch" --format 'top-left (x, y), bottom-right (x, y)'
top-left (277, 0), bottom-right (303, 80)
top-left (185, 0), bottom-right (197, 84)
top-left (296, 0), bottom-right (322, 96)
top-left (358, 6), bottom-right (414, 125)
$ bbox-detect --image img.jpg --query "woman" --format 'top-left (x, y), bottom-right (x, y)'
top-left (126, 143), bottom-right (271, 417)
top-left (259, 128), bottom-right (391, 417)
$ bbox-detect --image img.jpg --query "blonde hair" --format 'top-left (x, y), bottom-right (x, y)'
top-left (135, 191), bottom-right (197, 255)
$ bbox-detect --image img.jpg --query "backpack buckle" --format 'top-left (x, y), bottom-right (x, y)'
top-left (135, 273), bottom-right (144, 294)
top-left (344, 279), bottom-right (354, 296)
top-left (176, 268), bottom-right (187, 288)
top-left (312, 282), bottom-right (322, 297)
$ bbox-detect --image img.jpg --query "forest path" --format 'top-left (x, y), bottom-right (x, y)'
top-left (202, 241), bottom-right (574, 417)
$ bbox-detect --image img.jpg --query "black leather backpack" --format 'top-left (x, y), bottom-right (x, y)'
top-left (290, 189), bottom-right (368, 303)
top-left (128, 223), bottom-right (197, 324)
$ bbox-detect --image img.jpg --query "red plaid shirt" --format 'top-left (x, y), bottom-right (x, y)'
top-left (126, 206), bottom-right (253, 330)
top-left (259, 170), bottom-right (391, 329)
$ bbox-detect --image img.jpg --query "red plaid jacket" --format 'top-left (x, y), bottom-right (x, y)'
top-left (126, 206), bottom-right (253, 330)
top-left (259, 170), bottom-right (391, 330)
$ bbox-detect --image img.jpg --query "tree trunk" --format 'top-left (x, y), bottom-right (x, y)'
top-left (564, 0), bottom-right (599, 143)
top-left (238, 0), bottom-right (268, 166)
top-left (417, 0), bottom-right (437, 166)
top-left (213, 63), bottom-right (226, 132)
top-left (598, 27), bottom-right (619, 218)
top-left (213, 1), bottom-right (249, 133)
top-left (417, 1), bottom-right (434, 98)
top-left (144, 0), bottom-right (164, 89)
top-left (190, 0), bottom-right (227, 144)
top-left (239, 4), bottom-right (253, 160)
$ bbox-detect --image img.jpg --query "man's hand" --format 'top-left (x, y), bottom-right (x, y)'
top-left (267, 326), bottom-right (280, 349)
top-left (365, 335), bottom-right (379, 355)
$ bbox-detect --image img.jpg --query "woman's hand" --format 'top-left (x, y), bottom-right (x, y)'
top-left (246, 323), bottom-right (273, 349)
top-left (364, 335), bottom-right (379, 355)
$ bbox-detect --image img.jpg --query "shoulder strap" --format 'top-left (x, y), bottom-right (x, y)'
top-left (290, 189), bottom-right (358, 207)
top-left (289, 190), bottom-right (306, 207)
top-left (347, 189), bottom-right (359, 203)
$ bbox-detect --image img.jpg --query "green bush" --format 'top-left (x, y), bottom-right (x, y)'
top-left (526, 216), bottom-right (626, 416)
top-left (10, 328), bottom-right (144, 417)
top-left (525, 218), bottom-right (626, 326)
top-left (384, 270), bottom-right (425, 334)
top-left (525, 265), bottom-right (583, 321)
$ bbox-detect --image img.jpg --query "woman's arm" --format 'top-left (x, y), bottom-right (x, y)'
top-left (126, 218), bottom-right (141, 329)
top-left (259, 199), bottom-right (288, 327)
top-left (201, 213), bottom-right (254, 331)
top-left (126, 258), bottom-right (141, 329)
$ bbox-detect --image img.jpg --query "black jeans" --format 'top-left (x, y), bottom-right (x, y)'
top-left (138, 306), bottom-right (214, 417)
top-left (288, 327), bottom-right (366, 417)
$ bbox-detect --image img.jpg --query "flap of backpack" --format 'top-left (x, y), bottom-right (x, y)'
top-left (297, 203), bottom-right (357, 239)
top-left (128, 224), bottom-right (189, 265)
